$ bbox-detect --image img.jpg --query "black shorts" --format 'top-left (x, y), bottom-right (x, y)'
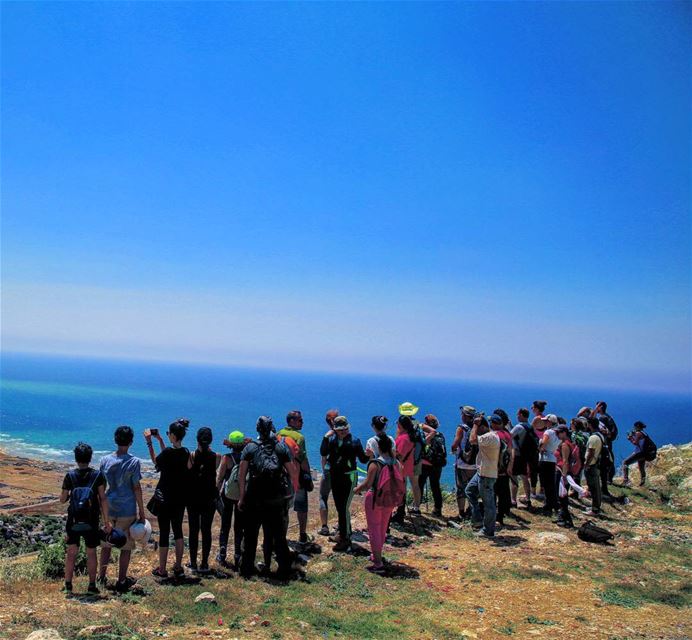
top-left (65, 527), bottom-right (100, 548)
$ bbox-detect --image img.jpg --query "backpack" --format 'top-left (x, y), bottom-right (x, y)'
top-left (224, 461), bottom-right (241, 501)
top-left (423, 432), bottom-right (447, 468)
top-left (573, 431), bottom-right (589, 464)
top-left (277, 433), bottom-right (301, 491)
top-left (372, 461), bottom-right (405, 509)
top-left (248, 439), bottom-right (289, 504)
top-left (497, 439), bottom-right (511, 475)
top-left (412, 425), bottom-right (427, 465)
top-left (577, 520), bottom-right (614, 544)
top-left (567, 441), bottom-right (582, 476)
top-left (460, 426), bottom-right (478, 466)
top-left (68, 470), bottom-right (99, 532)
top-left (600, 414), bottom-right (618, 441)
top-left (594, 432), bottom-right (612, 468)
top-left (641, 434), bottom-right (657, 462)
top-left (519, 423), bottom-right (539, 461)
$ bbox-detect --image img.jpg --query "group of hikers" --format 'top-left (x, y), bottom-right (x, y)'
top-left (59, 400), bottom-right (657, 594)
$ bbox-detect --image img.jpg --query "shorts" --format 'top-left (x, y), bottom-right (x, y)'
top-left (510, 455), bottom-right (527, 477)
top-left (413, 461), bottom-right (423, 477)
top-left (65, 527), bottom-right (100, 548)
top-left (455, 466), bottom-right (476, 498)
top-left (293, 488), bottom-right (308, 513)
top-left (103, 516), bottom-right (136, 551)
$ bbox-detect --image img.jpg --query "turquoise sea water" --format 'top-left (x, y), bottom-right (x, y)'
top-left (1, 352), bottom-right (690, 484)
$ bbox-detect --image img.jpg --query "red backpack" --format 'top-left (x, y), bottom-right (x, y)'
top-left (372, 461), bottom-right (405, 509)
top-left (556, 440), bottom-right (582, 477)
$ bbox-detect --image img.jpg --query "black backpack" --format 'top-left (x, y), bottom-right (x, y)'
top-left (412, 425), bottom-right (427, 465)
top-left (577, 520), bottom-right (614, 544)
top-left (460, 426), bottom-right (478, 466)
top-left (600, 414), bottom-right (618, 441)
top-left (68, 470), bottom-right (99, 532)
top-left (423, 432), bottom-right (447, 468)
top-left (642, 434), bottom-right (657, 462)
top-left (249, 439), bottom-right (288, 505)
top-left (519, 423), bottom-right (539, 461)
top-left (497, 439), bottom-right (511, 475)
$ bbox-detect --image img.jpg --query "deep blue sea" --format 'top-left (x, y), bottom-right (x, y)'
top-left (1, 352), bottom-right (690, 485)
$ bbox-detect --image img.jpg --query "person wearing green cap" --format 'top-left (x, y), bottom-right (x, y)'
top-left (215, 430), bottom-right (247, 568)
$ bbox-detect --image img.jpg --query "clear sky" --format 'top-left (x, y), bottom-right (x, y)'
top-left (2, 2), bottom-right (690, 393)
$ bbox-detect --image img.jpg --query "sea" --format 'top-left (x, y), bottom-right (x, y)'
top-left (1, 352), bottom-right (690, 485)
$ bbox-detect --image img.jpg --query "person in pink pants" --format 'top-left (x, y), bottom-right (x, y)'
top-left (355, 432), bottom-right (401, 574)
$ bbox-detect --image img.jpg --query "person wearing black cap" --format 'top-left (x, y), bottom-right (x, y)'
top-left (238, 416), bottom-right (294, 579)
top-left (186, 427), bottom-right (221, 574)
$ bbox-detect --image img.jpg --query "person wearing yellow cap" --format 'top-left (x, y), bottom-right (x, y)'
top-left (215, 430), bottom-right (247, 569)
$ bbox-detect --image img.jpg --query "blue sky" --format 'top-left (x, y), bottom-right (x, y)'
top-left (2, 2), bottom-right (690, 392)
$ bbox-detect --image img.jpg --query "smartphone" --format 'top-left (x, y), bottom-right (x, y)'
top-left (150, 428), bottom-right (159, 436)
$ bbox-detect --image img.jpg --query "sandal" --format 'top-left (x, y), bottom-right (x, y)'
top-left (151, 567), bottom-right (168, 578)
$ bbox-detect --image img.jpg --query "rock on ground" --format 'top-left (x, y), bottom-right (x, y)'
top-left (194, 591), bottom-right (216, 604)
top-left (25, 631), bottom-right (64, 640)
top-left (77, 626), bottom-right (113, 638)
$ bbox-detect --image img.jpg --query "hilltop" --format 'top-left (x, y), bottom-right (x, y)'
top-left (0, 444), bottom-right (690, 640)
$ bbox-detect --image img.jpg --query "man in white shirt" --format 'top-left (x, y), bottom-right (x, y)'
top-left (465, 413), bottom-right (501, 538)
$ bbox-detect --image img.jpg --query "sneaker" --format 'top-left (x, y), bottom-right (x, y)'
top-left (173, 566), bottom-right (185, 579)
top-left (299, 533), bottom-right (315, 544)
top-left (556, 521), bottom-right (574, 529)
top-left (87, 582), bottom-right (100, 595)
top-left (471, 521), bottom-right (483, 530)
top-left (367, 564), bottom-right (386, 575)
top-left (474, 529), bottom-right (494, 539)
top-left (115, 577), bottom-right (137, 593)
top-left (197, 565), bottom-right (211, 575)
top-left (431, 509), bottom-right (443, 518)
top-left (408, 507), bottom-right (421, 515)
top-left (63, 581), bottom-right (73, 594)
top-left (583, 509), bottom-right (600, 517)
top-left (318, 525), bottom-right (330, 536)
top-left (185, 562), bottom-right (198, 572)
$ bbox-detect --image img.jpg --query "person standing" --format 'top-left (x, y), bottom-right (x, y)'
top-left (554, 425), bottom-right (575, 528)
top-left (354, 433), bottom-right (404, 574)
top-left (318, 409), bottom-right (339, 536)
top-left (538, 414), bottom-right (560, 516)
top-left (145, 419), bottom-right (190, 579)
top-left (593, 402), bottom-right (616, 495)
top-left (60, 442), bottom-right (110, 595)
top-left (216, 430), bottom-right (247, 569)
top-left (492, 414), bottom-right (513, 527)
top-left (418, 414), bottom-right (447, 517)
top-left (450, 405), bottom-right (477, 520)
top-left (623, 421), bottom-right (655, 486)
top-left (530, 401), bottom-right (548, 497)
top-left (187, 427), bottom-right (220, 574)
top-left (365, 415), bottom-right (397, 459)
top-left (583, 417), bottom-right (604, 516)
top-left (509, 408), bottom-right (535, 509)
top-left (98, 425), bottom-right (145, 592)
top-left (465, 414), bottom-right (500, 538)
top-left (277, 410), bottom-right (313, 544)
top-left (238, 416), bottom-right (294, 579)
top-left (320, 416), bottom-right (369, 551)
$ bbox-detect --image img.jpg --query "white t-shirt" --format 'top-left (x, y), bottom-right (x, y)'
top-left (366, 434), bottom-right (397, 459)
top-left (477, 431), bottom-right (500, 479)
top-left (539, 428), bottom-right (560, 463)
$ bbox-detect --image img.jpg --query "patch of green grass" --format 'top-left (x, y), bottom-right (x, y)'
top-left (666, 471), bottom-right (685, 487)
top-left (598, 580), bottom-right (690, 610)
top-left (497, 622), bottom-right (515, 635)
top-left (526, 615), bottom-right (556, 625)
top-left (58, 622), bottom-right (147, 640)
top-left (598, 587), bottom-right (641, 608)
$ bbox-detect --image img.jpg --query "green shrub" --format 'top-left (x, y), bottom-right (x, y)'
top-left (37, 539), bottom-right (87, 579)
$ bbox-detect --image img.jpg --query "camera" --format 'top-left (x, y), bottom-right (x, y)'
top-left (150, 428), bottom-right (159, 436)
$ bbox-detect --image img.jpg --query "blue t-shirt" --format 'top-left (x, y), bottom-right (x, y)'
top-left (99, 452), bottom-right (142, 518)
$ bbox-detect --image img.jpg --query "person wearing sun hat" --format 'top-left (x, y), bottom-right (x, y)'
top-left (320, 415), bottom-right (369, 551)
top-left (215, 430), bottom-right (247, 568)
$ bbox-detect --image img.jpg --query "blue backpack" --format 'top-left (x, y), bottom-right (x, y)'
top-left (69, 470), bottom-right (99, 532)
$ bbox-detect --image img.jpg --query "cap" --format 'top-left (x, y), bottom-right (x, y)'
top-left (333, 416), bottom-right (350, 431)
top-left (489, 414), bottom-right (503, 425)
top-left (544, 414), bottom-right (558, 424)
top-left (129, 520), bottom-right (152, 544)
top-left (555, 424), bottom-right (569, 433)
top-left (460, 405), bottom-right (477, 417)
top-left (398, 402), bottom-right (419, 417)
top-left (227, 430), bottom-right (245, 445)
top-left (197, 427), bottom-right (213, 445)
top-left (101, 527), bottom-right (127, 549)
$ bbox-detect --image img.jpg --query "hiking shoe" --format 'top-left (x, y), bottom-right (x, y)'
top-left (185, 562), bottom-right (198, 572)
top-left (431, 509), bottom-right (443, 518)
top-left (583, 509), bottom-right (600, 517)
top-left (332, 540), bottom-right (351, 552)
top-left (115, 577), bottom-right (137, 593)
top-left (197, 565), bottom-right (211, 575)
top-left (556, 521), bottom-right (574, 529)
top-left (299, 533), bottom-right (315, 544)
top-left (63, 581), bottom-right (73, 594)
top-left (367, 564), bottom-right (386, 575)
top-left (318, 525), bottom-right (330, 536)
top-left (87, 582), bottom-right (100, 595)
top-left (471, 521), bottom-right (483, 530)
top-left (473, 529), bottom-right (494, 539)
top-left (173, 566), bottom-right (185, 579)
top-left (151, 567), bottom-right (168, 578)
